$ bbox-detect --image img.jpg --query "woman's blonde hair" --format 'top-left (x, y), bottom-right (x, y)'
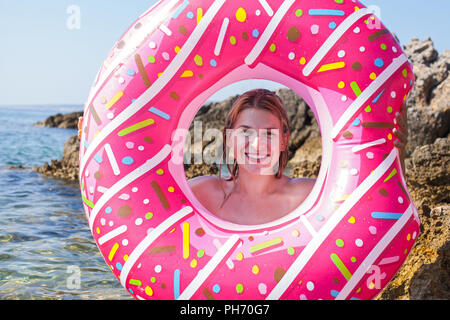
top-left (218, 89), bottom-right (290, 206)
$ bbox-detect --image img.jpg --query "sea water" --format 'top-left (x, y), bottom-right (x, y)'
top-left (0, 105), bottom-right (131, 299)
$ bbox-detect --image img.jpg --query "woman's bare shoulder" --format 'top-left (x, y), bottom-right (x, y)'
top-left (188, 175), bottom-right (220, 188)
top-left (283, 176), bottom-right (316, 195)
top-left (188, 175), bottom-right (224, 198)
top-left (188, 176), bottom-right (225, 211)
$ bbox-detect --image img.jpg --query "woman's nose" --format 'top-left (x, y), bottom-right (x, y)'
top-left (249, 131), bottom-right (268, 151)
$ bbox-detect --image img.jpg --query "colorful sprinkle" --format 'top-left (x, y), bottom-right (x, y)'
top-left (330, 253), bottom-right (352, 281)
top-left (371, 212), bottom-right (403, 220)
top-left (212, 284), bottom-right (221, 294)
top-left (118, 118), bottom-right (154, 137)
top-left (194, 54), bottom-right (203, 66)
top-left (374, 58), bottom-right (384, 67)
top-left (236, 7), bottom-right (247, 22)
top-left (318, 61), bottom-right (345, 72)
top-left (121, 156), bottom-right (134, 165)
top-left (249, 237), bottom-right (283, 254)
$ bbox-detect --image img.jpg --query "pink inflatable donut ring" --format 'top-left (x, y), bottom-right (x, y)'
top-left (79, 0), bottom-right (420, 300)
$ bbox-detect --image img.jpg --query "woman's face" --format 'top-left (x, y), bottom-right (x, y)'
top-left (227, 108), bottom-right (288, 176)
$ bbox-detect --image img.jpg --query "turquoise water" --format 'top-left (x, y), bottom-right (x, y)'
top-left (0, 105), bottom-right (131, 300)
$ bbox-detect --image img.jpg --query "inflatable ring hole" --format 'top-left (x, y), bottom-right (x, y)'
top-left (180, 80), bottom-right (322, 227)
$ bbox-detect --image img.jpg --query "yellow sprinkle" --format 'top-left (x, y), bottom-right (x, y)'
top-left (183, 222), bottom-right (190, 259)
top-left (108, 243), bottom-right (119, 261)
top-left (236, 252), bottom-right (244, 261)
top-left (94, 130), bottom-right (101, 138)
top-left (168, 186), bottom-right (175, 192)
top-left (156, 169), bottom-right (164, 175)
top-left (181, 70), bottom-right (194, 77)
top-left (249, 237), bottom-right (283, 253)
top-left (196, 7), bottom-right (203, 24)
top-left (299, 57), bottom-right (306, 65)
top-left (348, 216), bottom-right (356, 224)
top-left (96, 227), bottom-right (101, 234)
top-left (407, 233), bottom-right (411, 241)
top-left (292, 229), bottom-right (300, 237)
top-left (123, 254), bottom-right (129, 261)
top-left (236, 7), bottom-right (247, 22)
top-left (388, 133), bottom-right (393, 140)
top-left (317, 61), bottom-right (346, 73)
top-left (252, 265), bottom-right (260, 274)
top-left (370, 72), bottom-right (377, 80)
top-left (338, 81), bottom-right (345, 89)
top-left (105, 90), bottom-right (123, 110)
top-left (174, 45), bottom-right (181, 53)
top-left (145, 286), bottom-right (154, 297)
top-left (190, 259), bottom-right (198, 268)
top-left (194, 54), bottom-right (203, 66)
top-left (158, 72), bottom-right (162, 77)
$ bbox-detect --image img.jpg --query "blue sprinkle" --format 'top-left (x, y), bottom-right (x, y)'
top-left (252, 29), bottom-right (259, 38)
top-left (210, 59), bottom-right (217, 67)
top-left (328, 21), bottom-right (337, 29)
top-left (374, 58), bottom-right (384, 67)
top-left (315, 215), bottom-right (324, 221)
top-left (174, 269), bottom-right (181, 299)
top-left (122, 156), bottom-right (134, 165)
top-left (94, 154), bottom-right (103, 163)
top-left (105, 206), bottom-right (112, 214)
top-left (186, 11), bottom-right (194, 19)
top-left (212, 284), bottom-right (221, 294)
top-left (127, 69), bottom-right (135, 76)
top-left (371, 212), bottom-right (403, 220)
top-left (309, 9), bottom-right (345, 16)
top-left (372, 89), bottom-right (385, 103)
top-left (129, 288), bottom-right (134, 294)
top-left (116, 262), bottom-right (123, 271)
top-left (172, 0), bottom-right (189, 19)
top-left (351, 118), bottom-right (361, 126)
top-left (148, 106), bottom-right (170, 120)
top-left (131, 98), bottom-right (137, 103)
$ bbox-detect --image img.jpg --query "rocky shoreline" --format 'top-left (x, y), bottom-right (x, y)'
top-left (32, 38), bottom-right (449, 300)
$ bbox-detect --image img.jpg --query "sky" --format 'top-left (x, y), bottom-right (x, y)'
top-left (1, 0), bottom-right (449, 105)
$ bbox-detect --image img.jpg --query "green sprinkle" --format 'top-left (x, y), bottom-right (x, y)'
top-left (295, 9), bottom-right (303, 17)
top-left (118, 118), bottom-right (154, 137)
top-left (236, 283), bottom-right (244, 294)
top-left (336, 239), bottom-right (345, 247)
top-left (197, 249), bottom-right (205, 258)
top-left (350, 81), bottom-right (362, 97)
top-left (129, 279), bottom-right (142, 286)
top-left (82, 195), bottom-right (94, 209)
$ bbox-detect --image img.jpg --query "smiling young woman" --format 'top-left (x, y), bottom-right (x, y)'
top-left (188, 89), bottom-right (315, 225)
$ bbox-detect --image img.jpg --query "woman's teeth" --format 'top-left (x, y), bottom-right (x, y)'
top-left (245, 153), bottom-right (268, 160)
